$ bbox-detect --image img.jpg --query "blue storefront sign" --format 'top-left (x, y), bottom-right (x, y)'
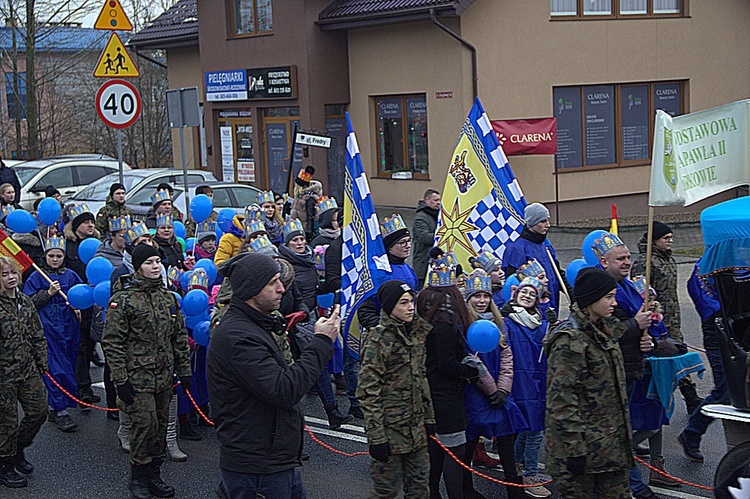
top-left (205, 70), bottom-right (248, 102)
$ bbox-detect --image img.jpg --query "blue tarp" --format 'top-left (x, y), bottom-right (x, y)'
top-left (700, 196), bottom-right (750, 276)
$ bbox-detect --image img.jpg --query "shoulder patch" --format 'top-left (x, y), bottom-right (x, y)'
top-left (109, 302), bottom-right (118, 309)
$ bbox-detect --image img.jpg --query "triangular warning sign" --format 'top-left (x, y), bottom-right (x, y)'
top-left (94, 0), bottom-right (133, 31)
top-left (94, 33), bottom-right (140, 78)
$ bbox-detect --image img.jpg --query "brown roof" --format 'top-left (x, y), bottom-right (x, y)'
top-left (129, 0), bottom-right (198, 50)
top-left (318, 0), bottom-right (474, 29)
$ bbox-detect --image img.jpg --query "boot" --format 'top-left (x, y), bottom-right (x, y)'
top-left (167, 396), bottom-right (187, 462)
top-left (324, 402), bottom-right (354, 430)
top-left (678, 376), bottom-right (703, 415)
top-left (472, 439), bottom-right (502, 469)
top-left (0, 459), bottom-right (27, 488)
top-left (118, 411), bottom-right (132, 452)
top-left (179, 413), bottom-right (202, 441)
top-left (334, 374), bottom-right (347, 395)
top-left (129, 463), bottom-right (151, 499)
top-left (147, 460), bottom-right (176, 498)
top-left (649, 457), bottom-right (680, 488)
top-left (14, 449), bottom-right (33, 474)
top-left (348, 404), bottom-right (364, 419)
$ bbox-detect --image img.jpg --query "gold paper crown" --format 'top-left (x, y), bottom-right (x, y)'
top-left (464, 269), bottom-right (492, 298)
top-left (124, 222), bottom-right (149, 244)
top-left (150, 189), bottom-right (171, 206)
top-left (168, 266), bottom-right (184, 284)
top-left (1, 205), bottom-right (14, 219)
top-left (631, 275), bottom-right (656, 298)
top-left (108, 215), bottom-right (131, 233)
top-left (471, 251), bottom-right (501, 273)
top-left (380, 214), bottom-right (407, 238)
top-left (297, 167), bottom-right (314, 184)
top-left (244, 219), bottom-right (267, 238)
top-left (68, 203), bottom-right (91, 221)
top-left (244, 204), bottom-right (262, 222)
top-left (592, 232), bottom-right (625, 257)
top-left (43, 236), bottom-right (66, 252)
top-left (517, 259), bottom-right (545, 280)
top-left (517, 276), bottom-right (544, 298)
top-left (156, 215), bottom-right (173, 228)
top-left (188, 268), bottom-right (209, 291)
top-left (282, 219), bottom-right (304, 238)
top-left (196, 221), bottom-right (216, 241)
top-left (316, 197), bottom-right (338, 215)
top-left (257, 191), bottom-right (275, 205)
top-left (247, 235), bottom-right (277, 256)
top-left (427, 252), bottom-right (458, 288)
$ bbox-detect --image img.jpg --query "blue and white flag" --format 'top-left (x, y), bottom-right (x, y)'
top-left (340, 112), bottom-right (391, 360)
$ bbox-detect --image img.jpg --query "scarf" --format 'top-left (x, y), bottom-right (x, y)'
top-left (318, 227), bottom-right (340, 240)
top-left (509, 305), bottom-right (542, 329)
top-left (520, 226), bottom-right (547, 244)
top-left (279, 244), bottom-right (315, 268)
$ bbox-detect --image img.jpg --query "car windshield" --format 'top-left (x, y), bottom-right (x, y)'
top-left (73, 174), bottom-right (140, 201)
top-left (15, 167), bottom-right (42, 185)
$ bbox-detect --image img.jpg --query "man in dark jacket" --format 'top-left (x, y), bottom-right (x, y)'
top-left (208, 252), bottom-right (340, 499)
top-left (0, 157), bottom-right (21, 204)
top-left (412, 189), bottom-right (440, 290)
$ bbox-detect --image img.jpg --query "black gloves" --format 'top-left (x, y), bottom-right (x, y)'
top-left (369, 442), bottom-right (392, 463)
top-left (545, 307), bottom-right (558, 324)
top-left (425, 424), bottom-right (436, 436)
top-left (117, 382), bottom-right (136, 405)
top-left (488, 391), bottom-right (507, 408)
top-left (181, 376), bottom-right (192, 393)
top-left (566, 455), bottom-right (586, 476)
top-left (500, 301), bottom-right (515, 318)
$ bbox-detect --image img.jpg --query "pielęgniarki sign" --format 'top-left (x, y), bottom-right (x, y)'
top-left (491, 118), bottom-right (557, 156)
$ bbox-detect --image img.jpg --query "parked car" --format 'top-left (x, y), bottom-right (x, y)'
top-left (15, 154), bottom-right (130, 210)
top-left (127, 182), bottom-right (262, 221)
top-left (69, 168), bottom-right (217, 215)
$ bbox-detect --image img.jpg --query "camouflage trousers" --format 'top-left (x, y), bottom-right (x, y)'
top-left (119, 388), bottom-right (171, 466)
top-left (369, 447), bottom-right (429, 499)
top-left (0, 376), bottom-right (47, 459)
top-left (553, 470), bottom-right (629, 499)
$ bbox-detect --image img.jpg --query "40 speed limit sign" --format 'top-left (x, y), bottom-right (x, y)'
top-left (96, 79), bottom-right (141, 129)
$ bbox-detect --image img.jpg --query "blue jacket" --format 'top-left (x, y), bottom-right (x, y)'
top-left (505, 314), bottom-right (548, 431)
top-left (687, 259), bottom-right (721, 323)
top-left (503, 235), bottom-right (562, 313)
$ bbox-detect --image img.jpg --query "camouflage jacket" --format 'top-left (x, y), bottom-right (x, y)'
top-left (102, 275), bottom-right (191, 392)
top-left (357, 311), bottom-right (435, 454)
top-left (631, 237), bottom-right (681, 341)
top-left (543, 304), bottom-right (633, 475)
top-left (0, 291), bottom-right (48, 384)
top-left (95, 197), bottom-right (133, 239)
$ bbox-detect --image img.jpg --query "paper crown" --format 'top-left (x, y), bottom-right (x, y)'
top-left (314, 244), bottom-right (328, 271)
top-left (517, 276), bottom-right (544, 298)
top-left (156, 215), bottom-right (173, 228)
top-left (68, 203), bottom-right (91, 221)
top-left (471, 250), bottom-right (501, 273)
top-left (244, 219), bottom-right (267, 238)
top-left (108, 215), bottom-right (131, 233)
top-left (43, 236), bottom-right (66, 252)
top-left (189, 268), bottom-right (209, 291)
top-left (296, 165), bottom-right (314, 186)
top-left (464, 269), bottom-right (492, 298)
top-left (316, 197), bottom-right (338, 215)
top-left (1, 205), bottom-right (14, 219)
top-left (257, 191), bottom-right (275, 205)
top-left (196, 221), bottom-right (216, 241)
top-left (427, 252), bottom-right (458, 288)
top-left (516, 259), bottom-right (545, 280)
top-left (168, 266), bottom-right (184, 285)
top-left (247, 234), bottom-right (277, 256)
top-left (150, 189), bottom-right (171, 206)
top-left (631, 275), bottom-right (657, 298)
top-left (380, 214), bottom-right (407, 238)
top-left (592, 232), bottom-right (625, 257)
top-left (244, 204), bottom-right (262, 222)
top-left (282, 219), bottom-right (304, 238)
top-left (124, 222), bottom-right (149, 245)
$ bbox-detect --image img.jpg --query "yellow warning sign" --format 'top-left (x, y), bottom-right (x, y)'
top-left (93, 33), bottom-right (140, 78)
top-left (94, 0), bottom-right (133, 31)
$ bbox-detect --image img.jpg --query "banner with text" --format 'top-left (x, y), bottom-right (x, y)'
top-left (649, 100), bottom-right (750, 206)
top-left (491, 118), bottom-right (557, 156)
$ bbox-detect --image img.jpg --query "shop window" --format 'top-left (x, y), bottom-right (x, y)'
top-left (5, 72), bottom-right (26, 120)
top-left (551, 0), bottom-right (683, 18)
top-left (375, 95), bottom-right (429, 179)
top-left (553, 81), bottom-right (684, 170)
top-left (230, 0), bottom-right (272, 37)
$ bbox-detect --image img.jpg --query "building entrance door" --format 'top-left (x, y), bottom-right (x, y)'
top-left (262, 108), bottom-right (300, 194)
top-left (217, 110), bottom-right (255, 185)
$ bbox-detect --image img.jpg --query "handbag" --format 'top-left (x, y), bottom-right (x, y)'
top-left (716, 317), bottom-right (749, 411)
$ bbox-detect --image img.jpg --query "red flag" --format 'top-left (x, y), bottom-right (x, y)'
top-left (0, 228), bottom-right (35, 272)
top-left (491, 118), bottom-right (557, 156)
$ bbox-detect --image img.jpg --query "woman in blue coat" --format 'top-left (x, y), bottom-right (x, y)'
top-left (23, 236), bottom-right (82, 433)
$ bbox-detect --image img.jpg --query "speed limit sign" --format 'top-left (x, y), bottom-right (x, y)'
top-left (95, 79), bottom-right (141, 129)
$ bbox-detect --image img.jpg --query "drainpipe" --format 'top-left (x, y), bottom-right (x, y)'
top-left (430, 8), bottom-right (477, 101)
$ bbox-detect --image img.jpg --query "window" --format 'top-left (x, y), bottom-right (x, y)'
top-left (37, 167), bottom-right (75, 191)
top-left (551, 0), bottom-right (682, 18)
top-left (75, 166), bottom-right (110, 185)
top-left (231, 186), bottom-right (258, 207)
top-left (375, 95), bottom-right (429, 179)
top-left (5, 72), bottom-right (26, 120)
top-left (553, 81), bottom-right (684, 170)
top-left (211, 188), bottom-right (232, 208)
top-left (230, 0), bottom-right (272, 37)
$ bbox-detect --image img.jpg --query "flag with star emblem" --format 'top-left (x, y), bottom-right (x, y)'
top-left (340, 112), bottom-right (392, 360)
top-left (435, 98), bottom-right (527, 271)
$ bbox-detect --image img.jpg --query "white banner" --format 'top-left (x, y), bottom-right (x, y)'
top-left (649, 100), bottom-right (750, 206)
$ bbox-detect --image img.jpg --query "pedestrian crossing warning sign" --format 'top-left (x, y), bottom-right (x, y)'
top-left (94, 33), bottom-right (140, 78)
top-left (94, 0), bottom-right (133, 31)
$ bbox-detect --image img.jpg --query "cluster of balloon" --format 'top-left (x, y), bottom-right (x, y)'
top-left (193, 259), bottom-right (217, 285)
top-left (36, 198), bottom-right (62, 226)
top-left (190, 195), bottom-right (213, 224)
top-left (93, 281), bottom-right (111, 308)
top-left (86, 257), bottom-right (114, 286)
top-left (78, 238), bottom-right (102, 264)
top-left (467, 320), bottom-right (501, 353)
top-left (68, 283), bottom-right (94, 309)
top-left (182, 289), bottom-right (208, 316)
top-left (193, 320), bottom-right (211, 347)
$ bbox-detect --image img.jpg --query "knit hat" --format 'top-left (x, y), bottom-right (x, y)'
top-left (109, 182), bottom-right (126, 197)
top-left (132, 244), bottom-right (161, 272)
top-left (650, 221), bottom-right (673, 241)
top-left (524, 203), bottom-right (550, 227)
top-left (157, 182), bottom-right (173, 193)
top-left (195, 185), bottom-right (212, 196)
top-left (70, 204), bottom-right (95, 231)
top-left (44, 185), bottom-right (60, 198)
top-left (377, 280), bottom-right (414, 316)
top-left (380, 214), bottom-right (410, 249)
top-left (574, 267), bottom-right (617, 310)
top-left (225, 253), bottom-right (281, 301)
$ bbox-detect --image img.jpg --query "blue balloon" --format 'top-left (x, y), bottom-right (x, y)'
top-left (68, 284), bottom-right (94, 309)
top-left (194, 259), bottom-right (217, 285)
top-left (185, 311), bottom-right (210, 329)
top-left (467, 320), bottom-right (501, 353)
top-left (172, 291), bottom-right (183, 307)
top-left (502, 274), bottom-right (520, 303)
top-left (183, 289), bottom-right (209, 316)
top-left (37, 198), bottom-right (61, 226)
top-left (78, 238), bottom-right (101, 265)
top-left (185, 237), bottom-right (197, 253)
top-left (86, 256), bottom-right (114, 286)
top-left (93, 280), bottom-right (111, 307)
top-left (173, 221), bottom-right (187, 240)
top-left (317, 293), bottom-right (335, 309)
top-left (193, 321), bottom-right (211, 347)
top-left (180, 270), bottom-right (193, 291)
top-left (215, 223), bottom-right (224, 242)
top-left (190, 194), bottom-right (213, 224)
top-left (565, 258), bottom-right (590, 286)
top-left (5, 209), bottom-right (37, 233)
top-left (217, 208), bottom-right (236, 233)
top-left (582, 229), bottom-right (609, 266)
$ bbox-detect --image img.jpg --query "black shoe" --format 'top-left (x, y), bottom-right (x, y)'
top-left (48, 409), bottom-right (57, 423)
top-left (14, 450), bottom-right (33, 475)
top-left (55, 414), bottom-right (78, 432)
top-left (301, 451), bottom-right (310, 461)
top-left (679, 377), bottom-right (703, 415)
top-left (130, 464), bottom-right (151, 499)
top-left (325, 403), bottom-right (354, 430)
top-left (633, 486), bottom-right (658, 498)
top-left (678, 432), bottom-right (704, 463)
top-left (147, 463), bottom-right (175, 498)
top-left (635, 441), bottom-right (650, 456)
top-left (179, 422), bottom-right (203, 441)
top-left (0, 465), bottom-right (27, 488)
top-left (78, 388), bottom-right (101, 404)
top-left (107, 410), bottom-right (120, 421)
top-left (348, 405), bottom-right (364, 419)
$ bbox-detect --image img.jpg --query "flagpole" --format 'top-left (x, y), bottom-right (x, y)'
top-left (31, 262), bottom-right (69, 302)
top-left (545, 246), bottom-right (570, 303)
top-left (643, 206), bottom-right (655, 337)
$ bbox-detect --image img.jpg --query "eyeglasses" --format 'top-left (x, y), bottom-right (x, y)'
top-left (662, 236), bottom-right (674, 242)
top-left (396, 238), bottom-right (412, 247)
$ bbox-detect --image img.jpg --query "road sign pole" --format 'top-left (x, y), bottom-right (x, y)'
top-left (179, 126), bottom-right (190, 214)
top-left (117, 129), bottom-right (124, 185)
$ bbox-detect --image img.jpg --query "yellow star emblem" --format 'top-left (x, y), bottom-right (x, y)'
top-left (435, 199), bottom-right (478, 255)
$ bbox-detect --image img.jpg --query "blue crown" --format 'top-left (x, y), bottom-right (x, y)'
top-left (379, 214), bottom-right (407, 238)
top-left (43, 236), bottom-right (66, 252)
top-left (471, 250), bottom-right (501, 273)
top-left (282, 219), bottom-right (304, 238)
top-left (516, 259), bottom-right (545, 280)
top-left (257, 191), bottom-right (275, 205)
top-left (316, 197), bottom-right (338, 215)
top-left (244, 204), bottom-right (262, 222)
top-left (244, 219), bottom-right (267, 238)
top-left (68, 203), bottom-right (91, 221)
top-left (189, 268), bottom-right (209, 291)
top-left (156, 215), bottom-right (173, 228)
top-left (168, 266), bottom-right (184, 285)
top-left (124, 222), bottom-right (149, 244)
top-left (592, 232), bottom-right (625, 257)
top-left (1, 205), bottom-right (14, 219)
top-left (150, 189), bottom-right (171, 206)
top-left (464, 269), bottom-right (492, 298)
top-left (631, 275), bottom-right (656, 298)
top-left (108, 215), bottom-right (131, 233)
top-left (427, 252), bottom-right (458, 288)
top-left (196, 221), bottom-right (216, 241)
top-left (247, 235), bottom-right (277, 256)
top-left (517, 276), bottom-right (543, 298)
